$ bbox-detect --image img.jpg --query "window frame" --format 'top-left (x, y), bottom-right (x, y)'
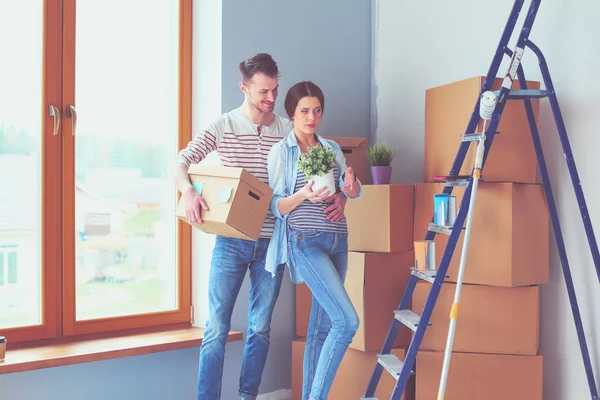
top-left (3, 0), bottom-right (193, 344)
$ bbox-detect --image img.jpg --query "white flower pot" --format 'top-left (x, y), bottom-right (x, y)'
top-left (309, 170), bottom-right (336, 196)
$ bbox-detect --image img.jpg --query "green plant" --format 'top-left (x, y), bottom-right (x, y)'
top-left (298, 146), bottom-right (337, 177)
top-left (367, 143), bottom-right (396, 166)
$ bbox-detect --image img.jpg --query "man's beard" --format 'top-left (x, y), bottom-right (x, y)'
top-left (249, 94), bottom-right (273, 114)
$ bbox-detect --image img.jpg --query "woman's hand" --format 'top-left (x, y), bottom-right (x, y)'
top-left (299, 180), bottom-right (330, 203)
top-left (341, 167), bottom-right (360, 198)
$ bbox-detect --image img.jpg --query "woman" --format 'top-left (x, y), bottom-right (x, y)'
top-left (265, 81), bottom-right (362, 400)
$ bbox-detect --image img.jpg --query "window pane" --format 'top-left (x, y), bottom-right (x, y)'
top-left (0, 1), bottom-right (43, 329)
top-left (8, 252), bottom-right (18, 285)
top-left (74, 0), bottom-right (180, 320)
top-left (0, 253), bottom-right (4, 286)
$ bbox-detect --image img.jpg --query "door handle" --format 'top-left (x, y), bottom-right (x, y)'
top-left (48, 105), bottom-right (60, 136)
top-left (66, 104), bottom-right (77, 136)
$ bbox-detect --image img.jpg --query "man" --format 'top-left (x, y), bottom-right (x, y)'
top-left (172, 53), bottom-right (348, 400)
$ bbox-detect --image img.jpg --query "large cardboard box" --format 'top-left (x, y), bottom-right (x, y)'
top-left (414, 182), bottom-right (549, 287)
top-left (425, 76), bottom-right (541, 183)
top-left (296, 251), bottom-right (414, 351)
top-left (175, 165), bottom-right (273, 241)
top-left (412, 283), bottom-right (539, 355)
top-left (324, 136), bottom-right (368, 184)
top-left (292, 339), bottom-right (414, 400)
top-left (416, 351), bottom-right (543, 400)
top-left (346, 184), bottom-right (415, 253)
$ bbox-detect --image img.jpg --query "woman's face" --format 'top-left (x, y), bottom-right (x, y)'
top-left (293, 96), bottom-right (323, 137)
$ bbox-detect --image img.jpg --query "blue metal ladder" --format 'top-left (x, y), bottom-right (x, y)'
top-left (362, 1), bottom-right (600, 399)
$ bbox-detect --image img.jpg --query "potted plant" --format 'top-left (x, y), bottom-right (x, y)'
top-left (298, 145), bottom-right (337, 195)
top-left (368, 143), bottom-right (396, 184)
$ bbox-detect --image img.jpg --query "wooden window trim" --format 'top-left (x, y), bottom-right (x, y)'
top-left (3, 0), bottom-right (194, 344)
top-left (0, 328), bottom-right (243, 375)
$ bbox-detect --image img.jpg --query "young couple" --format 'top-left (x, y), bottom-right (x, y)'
top-left (173, 53), bottom-right (362, 400)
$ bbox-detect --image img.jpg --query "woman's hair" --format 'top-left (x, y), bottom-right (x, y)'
top-left (284, 81), bottom-right (325, 119)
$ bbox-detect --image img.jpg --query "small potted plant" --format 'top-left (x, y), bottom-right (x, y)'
top-left (368, 143), bottom-right (396, 184)
top-left (298, 145), bottom-right (337, 195)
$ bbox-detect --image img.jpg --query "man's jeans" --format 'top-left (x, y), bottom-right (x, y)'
top-left (197, 236), bottom-right (284, 400)
top-left (288, 229), bottom-right (359, 400)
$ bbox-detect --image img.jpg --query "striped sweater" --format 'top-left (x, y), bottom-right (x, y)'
top-left (176, 108), bottom-right (292, 238)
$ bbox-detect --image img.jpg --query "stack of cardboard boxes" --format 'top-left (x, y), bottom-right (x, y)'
top-left (292, 138), bottom-right (416, 400)
top-left (412, 76), bottom-right (548, 399)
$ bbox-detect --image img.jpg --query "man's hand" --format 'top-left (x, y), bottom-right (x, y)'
top-left (324, 192), bottom-right (347, 222)
top-left (341, 167), bottom-right (360, 198)
top-left (182, 184), bottom-right (209, 224)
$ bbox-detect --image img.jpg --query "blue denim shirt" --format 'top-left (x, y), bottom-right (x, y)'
top-left (265, 131), bottom-right (363, 284)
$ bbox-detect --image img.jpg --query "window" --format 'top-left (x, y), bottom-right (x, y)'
top-left (0, 0), bottom-right (192, 343)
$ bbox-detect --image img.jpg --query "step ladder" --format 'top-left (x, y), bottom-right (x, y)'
top-left (362, 1), bottom-right (600, 399)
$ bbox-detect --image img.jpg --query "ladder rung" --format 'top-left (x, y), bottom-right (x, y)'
top-left (394, 309), bottom-right (430, 331)
top-left (427, 223), bottom-right (454, 235)
top-left (445, 178), bottom-right (470, 187)
top-left (377, 354), bottom-right (413, 380)
top-left (461, 133), bottom-right (486, 142)
top-left (411, 268), bottom-right (437, 283)
top-left (434, 175), bottom-right (472, 187)
top-left (411, 268), bottom-right (448, 283)
top-left (494, 89), bottom-right (549, 99)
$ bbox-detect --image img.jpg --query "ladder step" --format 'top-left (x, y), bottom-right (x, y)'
top-left (377, 354), bottom-right (413, 380)
top-left (411, 268), bottom-right (438, 283)
top-left (433, 175), bottom-right (472, 187)
top-left (494, 89), bottom-right (549, 99)
top-left (461, 133), bottom-right (486, 142)
top-left (427, 222), bottom-right (454, 235)
top-left (394, 309), bottom-right (430, 331)
top-left (411, 268), bottom-right (449, 283)
top-left (445, 178), bottom-right (470, 187)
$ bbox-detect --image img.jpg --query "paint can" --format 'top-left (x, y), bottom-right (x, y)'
top-left (414, 240), bottom-right (436, 271)
top-left (433, 194), bottom-right (457, 226)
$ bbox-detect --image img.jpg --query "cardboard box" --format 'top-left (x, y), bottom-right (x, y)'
top-left (296, 251), bottom-right (414, 351)
top-left (346, 184), bottom-right (414, 253)
top-left (416, 351), bottom-right (542, 400)
top-left (175, 165), bottom-right (273, 241)
top-left (425, 76), bottom-right (541, 183)
top-left (292, 339), bottom-right (414, 400)
top-left (412, 283), bottom-right (539, 355)
top-left (324, 136), bottom-right (368, 184)
top-left (414, 182), bottom-right (549, 287)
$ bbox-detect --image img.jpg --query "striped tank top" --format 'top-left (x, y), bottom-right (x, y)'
top-left (288, 165), bottom-right (348, 233)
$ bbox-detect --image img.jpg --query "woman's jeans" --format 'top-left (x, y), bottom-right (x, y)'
top-left (288, 229), bottom-right (359, 400)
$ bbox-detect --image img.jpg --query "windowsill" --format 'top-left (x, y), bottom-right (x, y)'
top-left (0, 327), bottom-right (243, 375)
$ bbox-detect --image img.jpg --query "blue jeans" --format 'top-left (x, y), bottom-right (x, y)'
top-left (288, 229), bottom-right (359, 400)
top-left (198, 236), bottom-right (284, 400)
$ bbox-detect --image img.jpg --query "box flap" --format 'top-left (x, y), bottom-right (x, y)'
top-left (324, 136), bottom-right (367, 149)
top-left (187, 164), bottom-right (244, 179)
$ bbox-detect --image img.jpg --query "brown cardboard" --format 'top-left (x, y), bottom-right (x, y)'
top-left (346, 184), bottom-right (415, 252)
top-left (296, 251), bottom-right (414, 351)
top-left (292, 339), bottom-right (414, 400)
top-left (175, 165), bottom-right (273, 241)
top-left (416, 351), bottom-right (543, 400)
top-left (414, 182), bottom-right (549, 287)
top-left (412, 283), bottom-right (539, 355)
top-left (324, 136), bottom-right (368, 184)
top-left (424, 76), bottom-right (541, 183)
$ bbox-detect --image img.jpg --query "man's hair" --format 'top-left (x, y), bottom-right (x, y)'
top-left (284, 81), bottom-right (325, 119)
top-left (238, 53), bottom-right (279, 83)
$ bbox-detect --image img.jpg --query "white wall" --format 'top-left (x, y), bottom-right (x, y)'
top-left (0, 1), bottom-right (372, 399)
top-left (374, 0), bottom-right (600, 399)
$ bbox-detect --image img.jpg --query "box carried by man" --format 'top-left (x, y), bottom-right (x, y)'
top-left (175, 165), bottom-right (273, 241)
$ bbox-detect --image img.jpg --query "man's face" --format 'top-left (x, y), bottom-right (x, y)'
top-left (241, 73), bottom-right (279, 113)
